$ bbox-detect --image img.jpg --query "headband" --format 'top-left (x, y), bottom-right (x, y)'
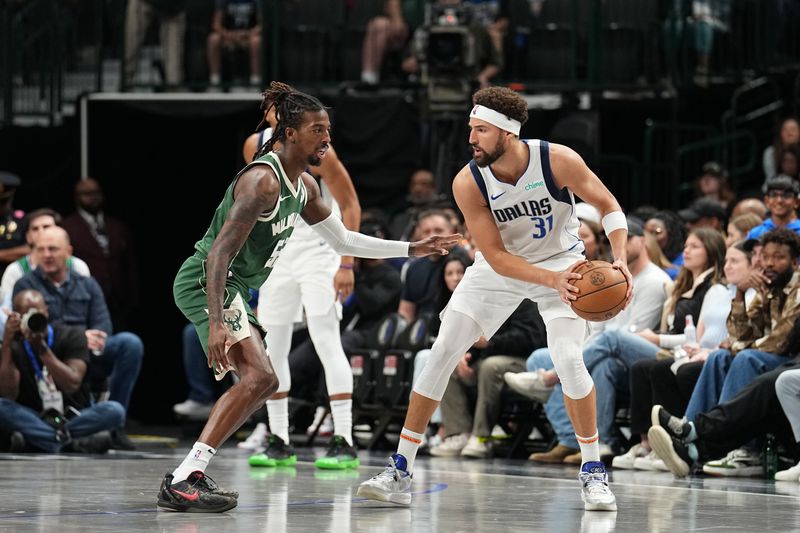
top-left (469, 105), bottom-right (521, 135)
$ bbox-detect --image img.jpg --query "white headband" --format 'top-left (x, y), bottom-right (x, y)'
top-left (469, 104), bottom-right (521, 135)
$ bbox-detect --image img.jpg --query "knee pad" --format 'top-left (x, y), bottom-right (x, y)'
top-left (550, 336), bottom-right (592, 400)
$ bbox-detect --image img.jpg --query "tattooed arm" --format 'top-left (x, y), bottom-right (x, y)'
top-left (205, 166), bottom-right (280, 371)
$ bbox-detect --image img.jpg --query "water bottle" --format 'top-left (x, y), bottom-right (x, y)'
top-left (764, 433), bottom-right (778, 480)
top-left (684, 315), bottom-right (697, 346)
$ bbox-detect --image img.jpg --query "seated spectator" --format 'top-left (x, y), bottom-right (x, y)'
top-left (388, 169), bottom-right (443, 241)
top-left (506, 217), bottom-right (671, 463)
top-left (746, 175), bottom-right (800, 239)
top-left (0, 171), bottom-right (28, 275)
top-left (644, 210), bottom-right (687, 279)
top-left (61, 178), bottom-right (139, 332)
top-left (578, 218), bottom-right (610, 262)
top-left (725, 213), bottom-right (763, 247)
top-left (693, 161), bottom-right (734, 209)
top-left (763, 117), bottom-right (799, 180)
top-left (361, 0), bottom-right (410, 85)
top-left (730, 197), bottom-right (768, 220)
top-left (0, 290), bottom-right (125, 453)
top-left (13, 226), bottom-right (143, 450)
top-left (648, 357), bottom-right (800, 478)
top-left (678, 198), bottom-right (726, 232)
top-left (0, 209), bottom-right (90, 310)
top-left (207, 0), bottom-right (261, 87)
top-left (124, 0), bottom-right (186, 87)
top-left (778, 145), bottom-right (800, 182)
top-left (172, 323), bottom-right (216, 420)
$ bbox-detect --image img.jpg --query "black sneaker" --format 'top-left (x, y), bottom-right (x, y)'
top-left (315, 435), bottom-right (360, 470)
top-left (651, 405), bottom-right (693, 440)
top-left (248, 435), bottom-right (297, 467)
top-left (647, 425), bottom-right (693, 478)
top-left (157, 471), bottom-right (237, 513)
top-left (110, 429), bottom-right (136, 451)
top-left (64, 431), bottom-right (112, 454)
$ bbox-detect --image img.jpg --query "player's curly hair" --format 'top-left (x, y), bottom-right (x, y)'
top-left (472, 87), bottom-right (528, 127)
top-left (253, 81), bottom-right (327, 160)
top-left (761, 227), bottom-right (800, 259)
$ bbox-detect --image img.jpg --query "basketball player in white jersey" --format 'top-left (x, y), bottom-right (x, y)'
top-left (358, 87), bottom-right (632, 511)
top-left (240, 98), bottom-right (363, 469)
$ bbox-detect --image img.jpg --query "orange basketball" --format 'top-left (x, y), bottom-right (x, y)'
top-left (569, 260), bottom-right (628, 322)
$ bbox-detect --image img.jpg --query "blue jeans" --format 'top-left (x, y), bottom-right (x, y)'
top-left (0, 398), bottom-right (125, 452)
top-left (526, 330), bottom-right (660, 448)
top-left (182, 323), bottom-right (216, 404)
top-left (89, 332), bottom-right (144, 412)
top-left (684, 348), bottom-right (787, 422)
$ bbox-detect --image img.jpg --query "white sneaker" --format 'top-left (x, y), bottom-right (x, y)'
top-left (702, 448), bottom-right (763, 477)
top-left (430, 433), bottom-right (469, 457)
top-left (461, 435), bottom-right (491, 459)
top-left (306, 407), bottom-right (334, 438)
top-left (172, 399), bottom-right (213, 420)
top-left (634, 450), bottom-right (669, 471)
top-left (237, 422), bottom-right (268, 450)
top-left (611, 443), bottom-right (648, 469)
top-left (357, 453), bottom-right (413, 505)
top-left (579, 461), bottom-right (617, 511)
top-left (775, 460), bottom-right (800, 481)
top-left (504, 370), bottom-right (554, 403)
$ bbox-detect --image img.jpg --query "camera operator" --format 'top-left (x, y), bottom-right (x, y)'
top-left (0, 290), bottom-right (124, 453)
top-left (402, 0), bottom-right (503, 89)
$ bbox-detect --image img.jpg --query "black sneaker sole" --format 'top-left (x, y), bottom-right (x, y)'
top-left (157, 497), bottom-right (238, 513)
top-left (648, 426), bottom-right (690, 478)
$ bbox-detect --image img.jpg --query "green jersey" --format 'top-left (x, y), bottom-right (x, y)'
top-left (194, 151), bottom-right (308, 295)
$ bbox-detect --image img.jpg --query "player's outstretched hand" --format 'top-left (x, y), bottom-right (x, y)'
top-left (409, 233), bottom-right (462, 257)
top-left (554, 259), bottom-right (587, 304)
top-left (611, 258), bottom-right (634, 308)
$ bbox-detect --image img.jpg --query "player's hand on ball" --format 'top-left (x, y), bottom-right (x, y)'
top-left (409, 233), bottom-right (462, 257)
top-left (611, 258), bottom-right (634, 308)
top-left (554, 259), bottom-right (587, 304)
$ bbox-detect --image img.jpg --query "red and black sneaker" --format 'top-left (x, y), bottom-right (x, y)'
top-left (157, 471), bottom-right (237, 513)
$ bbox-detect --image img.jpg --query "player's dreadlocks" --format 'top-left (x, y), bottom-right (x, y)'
top-left (253, 81), bottom-right (327, 161)
top-left (472, 87), bottom-right (529, 126)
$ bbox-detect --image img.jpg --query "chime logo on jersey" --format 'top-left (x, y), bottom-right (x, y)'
top-left (271, 213), bottom-right (299, 236)
top-left (493, 197), bottom-right (552, 223)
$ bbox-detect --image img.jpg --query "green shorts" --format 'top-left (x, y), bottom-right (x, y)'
top-left (173, 255), bottom-right (266, 355)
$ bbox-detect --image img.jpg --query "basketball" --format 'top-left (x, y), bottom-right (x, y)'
top-left (569, 260), bottom-right (628, 322)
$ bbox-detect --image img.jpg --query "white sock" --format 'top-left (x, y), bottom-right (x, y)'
top-left (172, 441), bottom-right (216, 482)
top-left (330, 399), bottom-right (353, 446)
top-left (267, 398), bottom-right (290, 445)
top-left (576, 431), bottom-right (601, 464)
top-left (361, 70), bottom-right (378, 84)
top-left (397, 427), bottom-right (424, 472)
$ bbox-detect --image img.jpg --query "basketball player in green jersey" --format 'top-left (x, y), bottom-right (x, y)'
top-left (157, 82), bottom-right (460, 513)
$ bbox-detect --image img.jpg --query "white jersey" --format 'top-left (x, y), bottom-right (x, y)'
top-left (469, 139), bottom-right (584, 264)
top-left (257, 127), bottom-right (341, 244)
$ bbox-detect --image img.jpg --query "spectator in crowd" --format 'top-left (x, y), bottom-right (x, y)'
top-left (172, 324), bottom-right (217, 421)
top-left (578, 218), bottom-right (609, 262)
top-left (644, 210), bottom-right (687, 279)
top-left (0, 171), bottom-right (28, 276)
top-left (693, 161), bottom-right (734, 208)
top-left (690, 1), bottom-right (731, 84)
top-left (0, 209), bottom-right (90, 311)
top-left (763, 117), bottom-right (799, 180)
top-left (678, 197), bottom-right (726, 232)
top-left (725, 212), bottom-right (763, 247)
top-left (61, 178), bottom-right (139, 331)
top-left (389, 169), bottom-right (443, 240)
top-left (429, 299), bottom-right (546, 458)
top-left (13, 226), bottom-right (144, 450)
top-left (361, 0), bottom-right (410, 85)
top-left (506, 217), bottom-right (671, 463)
top-left (730, 197), bottom-right (768, 220)
top-left (746, 175), bottom-right (800, 239)
top-left (0, 290), bottom-right (125, 453)
top-left (207, 0), bottom-right (261, 87)
top-left (775, 367), bottom-right (800, 481)
top-left (124, 0), bottom-right (187, 86)
top-left (778, 144), bottom-right (800, 181)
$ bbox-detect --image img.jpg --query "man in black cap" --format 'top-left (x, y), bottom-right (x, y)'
top-left (746, 174), bottom-right (800, 240)
top-left (0, 172), bottom-right (28, 275)
top-left (678, 197), bottom-right (726, 232)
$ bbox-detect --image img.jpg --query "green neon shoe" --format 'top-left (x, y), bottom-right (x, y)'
top-left (314, 435), bottom-right (360, 470)
top-left (248, 435), bottom-right (297, 467)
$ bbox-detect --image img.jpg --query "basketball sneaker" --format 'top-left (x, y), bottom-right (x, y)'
top-left (650, 405), bottom-right (693, 440)
top-left (702, 448), bottom-right (763, 477)
top-left (157, 471), bottom-right (237, 513)
top-left (314, 435), bottom-right (360, 470)
top-left (579, 461), bottom-right (617, 511)
top-left (647, 425), bottom-right (693, 478)
top-left (356, 453), bottom-right (413, 505)
top-left (248, 435), bottom-right (297, 467)
top-left (237, 422), bottom-right (268, 451)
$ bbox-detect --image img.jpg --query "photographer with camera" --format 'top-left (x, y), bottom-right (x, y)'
top-left (0, 290), bottom-right (125, 453)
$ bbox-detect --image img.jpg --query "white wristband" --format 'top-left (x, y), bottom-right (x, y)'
top-left (601, 211), bottom-right (627, 236)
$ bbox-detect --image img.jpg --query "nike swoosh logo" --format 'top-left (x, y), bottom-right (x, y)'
top-left (490, 192), bottom-right (506, 200)
top-left (172, 488), bottom-right (199, 502)
top-left (279, 195), bottom-right (292, 202)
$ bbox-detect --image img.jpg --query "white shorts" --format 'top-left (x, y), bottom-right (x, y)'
top-left (442, 251), bottom-right (587, 338)
top-left (258, 236), bottom-right (341, 325)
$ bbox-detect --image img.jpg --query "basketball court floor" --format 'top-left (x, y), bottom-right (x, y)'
top-left (1, 447), bottom-right (798, 532)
